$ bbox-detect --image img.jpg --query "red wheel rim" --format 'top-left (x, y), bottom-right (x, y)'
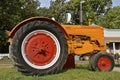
top-left (25, 33), bottom-right (56, 66)
top-left (98, 56), bottom-right (111, 71)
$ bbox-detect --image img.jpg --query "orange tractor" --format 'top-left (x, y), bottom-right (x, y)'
top-left (6, 16), bottom-right (114, 76)
top-left (6, 4), bottom-right (114, 76)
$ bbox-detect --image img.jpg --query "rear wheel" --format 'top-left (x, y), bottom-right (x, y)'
top-left (10, 20), bottom-right (68, 76)
top-left (92, 53), bottom-right (114, 71)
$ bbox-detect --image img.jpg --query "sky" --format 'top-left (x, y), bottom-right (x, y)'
top-left (39, 0), bottom-right (120, 8)
top-left (39, 0), bottom-right (69, 7)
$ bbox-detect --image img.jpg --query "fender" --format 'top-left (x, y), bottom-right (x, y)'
top-left (7, 17), bottom-right (69, 43)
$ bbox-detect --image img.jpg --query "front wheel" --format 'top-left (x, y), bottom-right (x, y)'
top-left (10, 20), bottom-right (68, 76)
top-left (92, 53), bottom-right (114, 71)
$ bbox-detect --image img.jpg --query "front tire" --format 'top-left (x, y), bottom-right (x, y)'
top-left (88, 54), bottom-right (95, 71)
top-left (92, 53), bottom-right (114, 71)
top-left (10, 20), bottom-right (68, 76)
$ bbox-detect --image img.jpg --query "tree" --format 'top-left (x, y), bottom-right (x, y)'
top-left (0, 0), bottom-right (40, 53)
top-left (68, 0), bottom-right (112, 24)
top-left (37, 0), bottom-right (75, 23)
top-left (48, 0), bottom-right (68, 23)
top-left (0, 0), bottom-right (40, 29)
top-left (103, 6), bottom-right (120, 29)
top-left (20, 0), bottom-right (40, 20)
top-left (37, 7), bottom-right (51, 18)
top-left (47, 0), bottom-right (112, 25)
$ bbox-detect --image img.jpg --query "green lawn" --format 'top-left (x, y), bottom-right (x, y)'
top-left (0, 58), bottom-right (120, 80)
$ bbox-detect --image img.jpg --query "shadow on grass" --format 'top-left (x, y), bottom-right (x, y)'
top-left (115, 64), bottom-right (120, 67)
top-left (59, 64), bottom-right (89, 74)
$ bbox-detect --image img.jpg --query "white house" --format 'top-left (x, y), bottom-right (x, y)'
top-left (104, 29), bottom-right (120, 54)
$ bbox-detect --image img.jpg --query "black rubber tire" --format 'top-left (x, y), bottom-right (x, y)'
top-left (88, 54), bottom-right (95, 71)
top-left (10, 20), bottom-right (68, 76)
top-left (92, 53), bottom-right (114, 71)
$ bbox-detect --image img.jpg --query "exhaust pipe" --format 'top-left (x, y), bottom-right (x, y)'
top-left (80, 1), bottom-right (85, 25)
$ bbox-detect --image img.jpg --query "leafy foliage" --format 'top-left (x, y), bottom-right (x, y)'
top-left (0, 0), bottom-right (40, 52)
top-left (104, 6), bottom-right (120, 29)
top-left (43, 0), bottom-right (112, 24)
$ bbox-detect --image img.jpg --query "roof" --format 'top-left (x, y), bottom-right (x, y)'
top-left (104, 29), bottom-right (120, 37)
top-left (104, 29), bottom-right (120, 42)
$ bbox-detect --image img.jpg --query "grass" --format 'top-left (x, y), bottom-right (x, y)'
top-left (0, 58), bottom-right (120, 80)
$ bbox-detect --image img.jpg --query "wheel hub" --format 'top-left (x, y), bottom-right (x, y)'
top-left (25, 33), bottom-right (56, 66)
top-left (98, 56), bottom-right (111, 71)
top-left (21, 30), bottom-right (60, 69)
top-left (38, 49), bottom-right (46, 55)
